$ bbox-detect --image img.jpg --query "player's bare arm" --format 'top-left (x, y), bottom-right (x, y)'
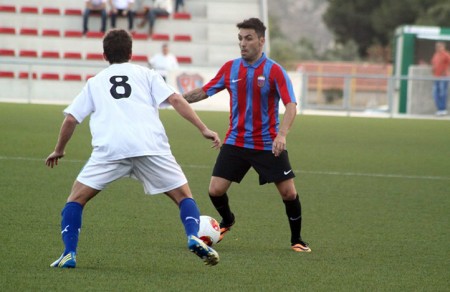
top-left (46, 114), bottom-right (78, 168)
top-left (272, 102), bottom-right (297, 157)
top-left (182, 88), bottom-right (208, 103)
top-left (168, 93), bottom-right (221, 149)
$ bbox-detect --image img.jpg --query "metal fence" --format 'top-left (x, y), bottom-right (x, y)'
top-left (298, 72), bottom-right (449, 118)
top-left (1, 57), bottom-right (449, 118)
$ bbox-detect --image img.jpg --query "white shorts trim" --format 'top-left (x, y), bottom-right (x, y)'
top-left (77, 155), bottom-right (187, 195)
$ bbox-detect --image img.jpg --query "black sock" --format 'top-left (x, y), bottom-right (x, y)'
top-left (283, 194), bottom-right (302, 245)
top-left (209, 193), bottom-right (234, 225)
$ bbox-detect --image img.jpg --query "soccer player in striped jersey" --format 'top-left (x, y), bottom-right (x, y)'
top-left (183, 18), bottom-right (311, 252)
top-left (46, 29), bottom-right (220, 268)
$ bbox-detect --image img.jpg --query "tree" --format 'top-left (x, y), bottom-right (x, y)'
top-left (268, 15), bottom-right (297, 68)
top-left (323, 0), bottom-right (450, 58)
top-left (322, 40), bottom-right (360, 61)
top-left (323, 0), bottom-right (381, 57)
top-left (416, 2), bottom-right (450, 26)
top-left (269, 15), bottom-right (318, 69)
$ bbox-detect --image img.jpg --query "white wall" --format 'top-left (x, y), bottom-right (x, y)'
top-left (0, 64), bottom-right (302, 113)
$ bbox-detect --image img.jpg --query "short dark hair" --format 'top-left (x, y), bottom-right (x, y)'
top-left (237, 18), bottom-right (266, 38)
top-left (103, 29), bottom-right (132, 64)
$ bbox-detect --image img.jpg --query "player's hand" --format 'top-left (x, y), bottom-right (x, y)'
top-left (272, 134), bottom-right (286, 157)
top-left (45, 151), bottom-right (65, 168)
top-left (202, 129), bottom-right (221, 149)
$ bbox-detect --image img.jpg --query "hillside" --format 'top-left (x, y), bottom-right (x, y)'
top-left (268, 0), bottom-right (333, 53)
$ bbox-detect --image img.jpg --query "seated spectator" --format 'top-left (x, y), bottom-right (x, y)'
top-left (148, 43), bottom-right (179, 81)
top-left (109, 0), bottom-right (135, 31)
top-left (137, 0), bottom-right (172, 36)
top-left (134, 0), bottom-right (153, 14)
top-left (83, 0), bottom-right (107, 34)
top-left (175, 0), bottom-right (186, 13)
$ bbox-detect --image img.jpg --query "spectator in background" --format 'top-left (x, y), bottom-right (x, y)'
top-left (109, 0), bottom-right (135, 32)
top-left (431, 42), bottom-right (450, 116)
top-left (134, 0), bottom-right (153, 15)
top-left (175, 0), bottom-right (185, 13)
top-left (148, 43), bottom-right (179, 81)
top-left (83, 0), bottom-right (107, 34)
top-left (137, 0), bottom-right (172, 36)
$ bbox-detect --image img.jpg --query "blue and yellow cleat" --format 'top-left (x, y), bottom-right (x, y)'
top-left (50, 252), bottom-right (77, 268)
top-left (188, 235), bottom-right (219, 266)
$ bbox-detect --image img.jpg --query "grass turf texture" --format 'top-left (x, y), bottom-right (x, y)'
top-left (1, 103), bottom-right (449, 291)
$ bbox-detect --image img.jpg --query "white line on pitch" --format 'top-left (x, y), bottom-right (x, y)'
top-left (296, 170), bottom-right (449, 181)
top-left (1, 156), bottom-right (449, 181)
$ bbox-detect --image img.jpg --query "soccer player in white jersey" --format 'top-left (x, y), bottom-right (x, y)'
top-left (46, 29), bottom-right (220, 268)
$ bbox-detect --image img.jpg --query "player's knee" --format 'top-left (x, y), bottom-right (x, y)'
top-left (67, 182), bottom-right (99, 206)
top-left (277, 186), bottom-right (297, 200)
top-left (280, 192), bottom-right (297, 201)
top-left (208, 188), bottom-right (223, 197)
top-left (208, 184), bottom-right (228, 197)
top-left (276, 179), bottom-right (297, 199)
top-left (208, 178), bottom-right (230, 196)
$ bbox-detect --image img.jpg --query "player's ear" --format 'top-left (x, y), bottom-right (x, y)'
top-left (103, 52), bottom-right (108, 61)
top-left (260, 36), bottom-right (265, 47)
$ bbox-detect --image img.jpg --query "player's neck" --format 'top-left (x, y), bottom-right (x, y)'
top-left (246, 52), bottom-right (263, 65)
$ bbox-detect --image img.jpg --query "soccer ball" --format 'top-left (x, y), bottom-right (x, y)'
top-left (198, 215), bottom-right (221, 246)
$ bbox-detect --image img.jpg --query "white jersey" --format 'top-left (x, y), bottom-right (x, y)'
top-left (64, 62), bottom-right (174, 161)
top-left (111, 0), bottom-right (134, 10)
top-left (148, 53), bottom-right (179, 78)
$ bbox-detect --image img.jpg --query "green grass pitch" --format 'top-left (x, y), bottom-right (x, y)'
top-left (1, 103), bottom-right (449, 291)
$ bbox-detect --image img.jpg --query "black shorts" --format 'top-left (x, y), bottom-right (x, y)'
top-left (212, 144), bottom-right (295, 185)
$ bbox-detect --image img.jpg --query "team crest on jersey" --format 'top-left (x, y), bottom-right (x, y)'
top-left (176, 73), bottom-right (204, 94)
top-left (257, 75), bottom-right (266, 87)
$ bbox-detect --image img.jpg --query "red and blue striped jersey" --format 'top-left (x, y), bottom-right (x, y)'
top-left (202, 53), bottom-right (297, 150)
